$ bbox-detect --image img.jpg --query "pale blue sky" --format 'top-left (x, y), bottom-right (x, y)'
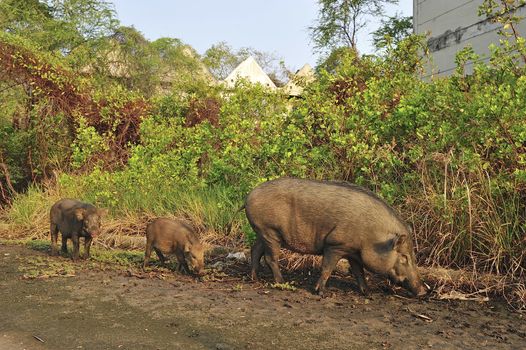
top-left (111, 0), bottom-right (413, 71)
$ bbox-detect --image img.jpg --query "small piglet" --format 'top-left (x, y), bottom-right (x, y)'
top-left (50, 198), bottom-right (105, 261)
top-left (143, 218), bottom-right (205, 276)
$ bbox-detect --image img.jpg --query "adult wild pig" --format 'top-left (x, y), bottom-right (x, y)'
top-left (50, 199), bottom-right (104, 261)
top-left (245, 178), bottom-right (427, 297)
top-left (143, 218), bottom-right (205, 276)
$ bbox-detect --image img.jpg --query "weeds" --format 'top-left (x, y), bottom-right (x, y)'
top-left (19, 256), bottom-right (76, 279)
top-left (271, 282), bottom-right (297, 292)
top-left (90, 249), bottom-right (144, 267)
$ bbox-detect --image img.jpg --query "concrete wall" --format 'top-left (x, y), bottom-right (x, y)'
top-left (414, 0), bottom-right (526, 77)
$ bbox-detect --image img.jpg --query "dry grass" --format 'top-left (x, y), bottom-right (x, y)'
top-left (0, 209), bottom-right (244, 256)
top-left (277, 251), bottom-right (525, 310)
top-left (0, 166), bottom-right (524, 310)
top-left (422, 267), bottom-right (525, 310)
top-left (400, 158), bottom-right (526, 310)
top-left (1, 214), bottom-right (524, 310)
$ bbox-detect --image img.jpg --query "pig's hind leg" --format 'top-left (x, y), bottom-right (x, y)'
top-left (250, 236), bottom-right (265, 280)
top-left (143, 238), bottom-right (153, 269)
top-left (260, 229), bottom-right (284, 284)
top-left (50, 223), bottom-right (59, 256)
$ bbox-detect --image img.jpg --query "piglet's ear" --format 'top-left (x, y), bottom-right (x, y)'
top-left (74, 208), bottom-right (85, 221)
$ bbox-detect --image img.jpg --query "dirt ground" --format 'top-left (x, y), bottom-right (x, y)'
top-left (0, 244), bottom-right (524, 350)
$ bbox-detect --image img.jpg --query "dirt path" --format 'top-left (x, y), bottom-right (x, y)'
top-left (0, 244), bottom-right (524, 350)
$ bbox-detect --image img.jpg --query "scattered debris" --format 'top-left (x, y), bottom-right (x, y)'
top-left (125, 270), bottom-right (146, 279)
top-left (226, 252), bottom-right (246, 261)
top-left (33, 335), bottom-right (45, 343)
top-left (436, 290), bottom-right (490, 302)
top-left (211, 261), bottom-right (225, 270)
top-left (406, 307), bottom-right (433, 323)
top-left (413, 313), bottom-right (433, 322)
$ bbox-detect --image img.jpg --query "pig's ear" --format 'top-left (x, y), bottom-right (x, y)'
top-left (74, 208), bottom-right (85, 221)
top-left (392, 232), bottom-right (407, 249)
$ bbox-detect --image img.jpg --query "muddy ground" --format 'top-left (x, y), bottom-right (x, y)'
top-left (0, 244), bottom-right (524, 350)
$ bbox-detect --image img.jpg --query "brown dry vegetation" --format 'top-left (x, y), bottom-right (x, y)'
top-left (1, 205), bottom-right (523, 311)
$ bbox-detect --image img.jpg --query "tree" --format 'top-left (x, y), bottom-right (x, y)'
top-left (0, 0), bottom-right (52, 35)
top-left (309, 0), bottom-right (398, 53)
top-left (0, 0), bottom-right (117, 53)
top-left (0, 0), bottom-right (118, 71)
top-left (372, 14), bottom-right (412, 51)
top-left (102, 26), bottom-right (158, 95)
top-left (316, 46), bottom-right (356, 73)
top-left (202, 41), bottom-right (240, 80)
top-left (150, 37), bottom-right (214, 91)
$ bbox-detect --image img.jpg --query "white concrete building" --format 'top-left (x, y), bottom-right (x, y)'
top-left (414, 1), bottom-right (526, 77)
top-left (223, 56), bottom-right (276, 89)
top-left (283, 63), bottom-right (315, 97)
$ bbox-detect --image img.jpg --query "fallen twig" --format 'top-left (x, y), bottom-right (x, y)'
top-left (33, 335), bottom-right (45, 343)
top-left (406, 307), bottom-right (433, 322)
top-left (436, 289), bottom-right (490, 302)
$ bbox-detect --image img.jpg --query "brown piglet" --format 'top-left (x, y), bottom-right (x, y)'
top-left (143, 218), bottom-right (205, 276)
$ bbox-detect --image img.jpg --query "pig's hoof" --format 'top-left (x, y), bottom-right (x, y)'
top-left (315, 286), bottom-right (327, 298)
top-left (318, 290), bottom-right (330, 298)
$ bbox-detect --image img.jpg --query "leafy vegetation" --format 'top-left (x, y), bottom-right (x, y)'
top-left (1, 0), bottom-right (525, 306)
top-left (372, 14), bottom-right (413, 51)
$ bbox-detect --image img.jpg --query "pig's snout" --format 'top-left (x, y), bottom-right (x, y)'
top-left (193, 264), bottom-right (206, 276)
top-left (404, 279), bottom-right (428, 297)
top-left (413, 284), bottom-right (428, 297)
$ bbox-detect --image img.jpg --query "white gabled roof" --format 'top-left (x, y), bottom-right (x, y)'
top-left (283, 63), bottom-right (315, 96)
top-left (224, 56), bottom-right (276, 89)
